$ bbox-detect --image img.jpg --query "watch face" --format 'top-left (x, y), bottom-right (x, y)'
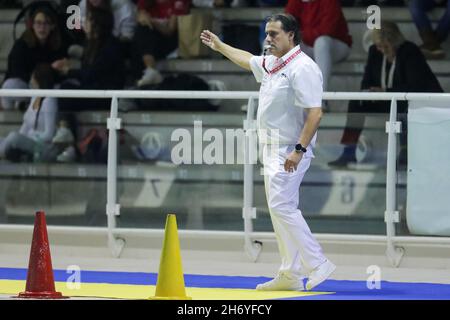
top-left (295, 144), bottom-right (305, 152)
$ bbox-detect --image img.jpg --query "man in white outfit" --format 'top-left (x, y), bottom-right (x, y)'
top-left (200, 13), bottom-right (336, 291)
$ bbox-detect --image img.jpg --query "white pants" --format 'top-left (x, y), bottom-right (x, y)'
top-left (301, 36), bottom-right (351, 92)
top-left (262, 144), bottom-right (326, 278)
top-left (1, 78), bottom-right (30, 110)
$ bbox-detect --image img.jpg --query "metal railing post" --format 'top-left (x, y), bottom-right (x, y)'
top-left (243, 97), bottom-right (262, 262)
top-left (106, 95), bottom-right (125, 258)
top-left (385, 98), bottom-right (405, 267)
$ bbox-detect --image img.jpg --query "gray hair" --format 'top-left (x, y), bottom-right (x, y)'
top-left (371, 21), bottom-right (405, 49)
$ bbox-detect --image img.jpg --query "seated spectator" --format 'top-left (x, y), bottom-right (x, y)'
top-left (285, 0), bottom-right (352, 93)
top-left (130, 0), bottom-right (191, 87)
top-left (52, 7), bottom-right (126, 110)
top-left (79, 0), bottom-right (137, 41)
top-left (328, 21), bottom-right (443, 167)
top-left (1, 5), bottom-right (67, 110)
top-left (0, 64), bottom-right (58, 162)
top-left (409, 0), bottom-right (449, 59)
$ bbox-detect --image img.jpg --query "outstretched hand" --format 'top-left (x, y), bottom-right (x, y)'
top-left (200, 30), bottom-right (222, 52)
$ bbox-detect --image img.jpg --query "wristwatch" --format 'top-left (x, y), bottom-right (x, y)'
top-left (295, 143), bottom-right (307, 153)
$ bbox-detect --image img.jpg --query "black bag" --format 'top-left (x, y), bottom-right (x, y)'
top-left (4, 147), bottom-right (33, 162)
top-left (222, 24), bottom-right (261, 56)
top-left (137, 74), bottom-right (218, 111)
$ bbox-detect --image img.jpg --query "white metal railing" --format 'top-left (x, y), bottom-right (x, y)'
top-left (1, 89), bottom-right (450, 265)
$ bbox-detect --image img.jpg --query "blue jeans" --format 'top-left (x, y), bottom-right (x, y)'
top-left (409, 0), bottom-right (450, 42)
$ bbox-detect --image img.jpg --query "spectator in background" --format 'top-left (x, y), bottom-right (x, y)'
top-left (79, 0), bottom-right (137, 41)
top-left (1, 5), bottom-right (67, 110)
top-left (0, 64), bottom-right (58, 162)
top-left (130, 0), bottom-right (191, 87)
top-left (328, 21), bottom-right (443, 167)
top-left (409, 0), bottom-right (449, 59)
top-left (285, 0), bottom-right (352, 94)
top-left (52, 7), bottom-right (125, 110)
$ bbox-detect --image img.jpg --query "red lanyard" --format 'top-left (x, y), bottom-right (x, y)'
top-left (262, 49), bottom-right (302, 75)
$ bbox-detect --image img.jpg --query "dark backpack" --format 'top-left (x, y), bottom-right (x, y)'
top-left (77, 129), bottom-right (106, 163)
top-left (4, 147), bottom-right (33, 162)
top-left (77, 128), bottom-right (134, 164)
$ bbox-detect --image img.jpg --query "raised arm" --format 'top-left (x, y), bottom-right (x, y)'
top-left (200, 30), bottom-right (254, 71)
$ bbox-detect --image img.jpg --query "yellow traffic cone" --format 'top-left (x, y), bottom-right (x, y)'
top-left (149, 214), bottom-right (192, 300)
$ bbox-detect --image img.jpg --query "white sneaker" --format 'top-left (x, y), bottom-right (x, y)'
top-left (256, 273), bottom-right (304, 291)
top-left (57, 146), bottom-right (76, 162)
top-left (137, 67), bottom-right (163, 87)
top-left (52, 127), bottom-right (74, 144)
top-left (305, 260), bottom-right (336, 291)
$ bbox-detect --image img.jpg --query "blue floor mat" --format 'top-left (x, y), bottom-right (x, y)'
top-left (1, 267), bottom-right (450, 300)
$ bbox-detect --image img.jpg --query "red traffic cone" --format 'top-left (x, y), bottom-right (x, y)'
top-left (17, 211), bottom-right (66, 299)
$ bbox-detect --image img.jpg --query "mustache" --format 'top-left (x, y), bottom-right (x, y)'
top-left (263, 45), bottom-right (273, 55)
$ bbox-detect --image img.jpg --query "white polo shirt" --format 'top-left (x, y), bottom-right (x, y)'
top-left (249, 45), bottom-right (323, 157)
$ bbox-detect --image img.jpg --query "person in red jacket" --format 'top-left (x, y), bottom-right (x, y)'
top-left (285, 0), bottom-right (352, 93)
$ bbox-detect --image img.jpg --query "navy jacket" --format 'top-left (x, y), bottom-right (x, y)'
top-left (361, 41), bottom-right (443, 93)
top-left (4, 38), bottom-right (66, 83)
top-left (68, 36), bottom-right (125, 90)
